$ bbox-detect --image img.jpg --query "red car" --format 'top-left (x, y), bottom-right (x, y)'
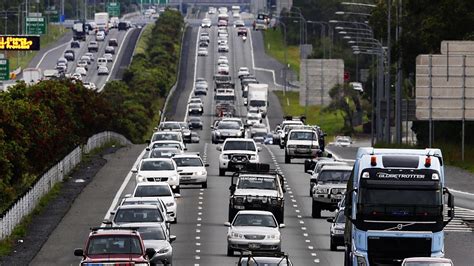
top-left (237, 27), bottom-right (248, 36)
top-left (74, 227), bottom-right (155, 265)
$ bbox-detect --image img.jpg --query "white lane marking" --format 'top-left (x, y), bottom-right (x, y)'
top-left (196, 229), bottom-right (201, 233)
top-left (100, 28), bottom-right (134, 92)
top-left (248, 29), bottom-right (284, 88)
top-left (196, 236), bottom-right (201, 240)
top-left (196, 249), bottom-right (201, 253)
top-left (196, 242), bottom-right (201, 246)
top-left (308, 246), bottom-right (314, 250)
top-left (450, 188), bottom-right (474, 197)
top-left (184, 26), bottom-right (201, 122)
top-left (35, 41), bottom-right (70, 68)
top-left (305, 239), bottom-right (311, 243)
top-left (104, 148), bottom-right (147, 220)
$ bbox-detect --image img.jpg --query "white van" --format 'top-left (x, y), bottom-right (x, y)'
top-left (97, 57), bottom-right (107, 69)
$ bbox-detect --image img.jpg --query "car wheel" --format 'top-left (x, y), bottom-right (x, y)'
top-left (285, 152), bottom-right (291, 164)
top-left (227, 245), bottom-right (233, 256)
top-left (311, 201), bottom-right (321, 218)
top-left (219, 168), bottom-right (225, 176)
top-left (330, 238), bottom-right (337, 251)
top-left (202, 181), bottom-right (208, 188)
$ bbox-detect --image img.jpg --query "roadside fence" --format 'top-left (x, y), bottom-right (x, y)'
top-left (0, 131), bottom-right (131, 240)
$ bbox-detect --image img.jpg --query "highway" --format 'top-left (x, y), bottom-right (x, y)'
top-left (29, 10), bottom-right (474, 266)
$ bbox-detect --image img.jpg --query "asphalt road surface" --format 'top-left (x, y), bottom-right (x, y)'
top-left (30, 11), bottom-right (474, 266)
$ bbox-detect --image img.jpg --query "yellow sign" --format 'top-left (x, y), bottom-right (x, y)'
top-left (0, 36), bottom-right (40, 51)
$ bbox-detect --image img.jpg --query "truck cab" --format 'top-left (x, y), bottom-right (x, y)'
top-left (344, 148), bottom-right (454, 266)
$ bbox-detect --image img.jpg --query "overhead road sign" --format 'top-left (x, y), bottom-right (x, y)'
top-left (0, 59), bottom-right (9, 81)
top-left (0, 36), bottom-right (41, 51)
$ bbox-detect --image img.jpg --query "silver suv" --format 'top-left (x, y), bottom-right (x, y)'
top-left (311, 165), bottom-right (352, 218)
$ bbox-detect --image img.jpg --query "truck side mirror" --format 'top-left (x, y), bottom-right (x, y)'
top-left (229, 184), bottom-right (236, 194)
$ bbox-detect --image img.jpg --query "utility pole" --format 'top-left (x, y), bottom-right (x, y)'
top-left (395, 0), bottom-right (403, 144)
top-left (385, 0), bottom-right (392, 144)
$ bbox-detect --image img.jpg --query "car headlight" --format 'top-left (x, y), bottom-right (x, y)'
top-left (157, 247), bottom-right (170, 254)
top-left (234, 197), bottom-right (244, 204)
top-left (136, 175), bottom-right (145, 182)
top-left (166, 202), bottom-right (175, 207)
top-left (316, 187), bottom-right (329, 194)
top-left (196, 170), bottom-right (207, 176)
top-left (231, 232), bottom-right (244, 238)
top-left (266, 234), bottom-right (278, 239)
top-left (250, 155), bottom-right (256, 160)
top-left (220, 154), bottom-right (227, 160)
top-left (170, 175), bottom-right (177, 181)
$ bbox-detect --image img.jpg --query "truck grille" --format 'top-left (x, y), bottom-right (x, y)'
top-left (368, 236), bottom-right (431, 265)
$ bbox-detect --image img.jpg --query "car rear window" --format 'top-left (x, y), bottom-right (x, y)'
top-left (87, 235), bottom-right (142, 255)
top-left (134, 185), bottom-right (172, 197)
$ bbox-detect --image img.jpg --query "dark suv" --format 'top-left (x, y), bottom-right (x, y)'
top-left (74, 227), bottom-right (155, 265)
top-left (228, 164), bottom-right (286, 223)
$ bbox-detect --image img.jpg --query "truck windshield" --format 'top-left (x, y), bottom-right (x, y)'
top-left (360, 188), bottom-right (441, 206)
top-left (249, 100), bottom-right (266, 107)
top-left (318, 170), bottom-right (351, 183)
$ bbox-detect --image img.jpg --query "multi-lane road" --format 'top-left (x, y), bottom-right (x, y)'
top-left (28, 10), bottom-right (474, 266)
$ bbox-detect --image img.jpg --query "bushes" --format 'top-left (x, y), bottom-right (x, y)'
top-left (103, 9), bottom-right (184, 143)
top-left (0, 9), bottom-right (184, 212)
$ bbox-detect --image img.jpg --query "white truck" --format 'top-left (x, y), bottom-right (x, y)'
top-left (247, 83), bottom-right (269, 117)
top-left (22, 68), bottom-right (43, 85)
top-left (94, 12), bottom-right (109, 34)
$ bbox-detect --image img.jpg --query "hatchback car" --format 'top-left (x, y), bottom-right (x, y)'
top-left (64, 50), bottom-right (75, 61)
top-left (70, 41), bottom-right (80, 48)
top-left (225, 210), bottom-right (284, 256)
top-left (104, 53), bottom-right (113, 62)
top-left (188, 117), bottom-right (203, 130)
top-left (88, 41), bottom-right (99, 52)
top-left (108, 38), bottom-right (119, 46)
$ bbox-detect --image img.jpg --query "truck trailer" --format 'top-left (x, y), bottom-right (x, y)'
top-left (247, 83), bottom-right (268, 117)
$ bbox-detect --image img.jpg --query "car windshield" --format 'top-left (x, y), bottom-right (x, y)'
top-left (218, 122), bottom-right (240, 130)
top-left (238, 177), bottom-right (276, 190)
top-left (150, 149), bottom-right (179, 158)
top-left (152, 133), bottom-right (179, 142)
top-left (233, 214), bottom-right (277, 227)
top-left (318, 170), bottom-right (351, 183)
top-left (223, 141), bottom-right (256, 151)
top-left (114, 208), bottom-right (163, 223)
top-left (151, 143), bottom-right (180, 150)
top-left (249, 100), bottom-right (266, 107)
top-left (134, 185), bottom-right (172, 197)
top-left (336, 210), bottom-right (345, 223)
top-left (137, 226), bottom-right (166, 241)
top-left (160, 123), bottom-right (181, 130)
top-left (140, 160), bottom-right (174, 171)
top-left (173, 157), bottom-right (203, 167)
top-left (87, 236), bottom-right (142, 255)
top-left (289, 131), bottom-right (317, 141)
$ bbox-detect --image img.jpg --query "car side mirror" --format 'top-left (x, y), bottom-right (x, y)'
top-left (103, 219), bottom-right (112, 225)
top-left (257, 147), bottom-right (262, 152)
top-left (229, 184), bottom-right (236, 194)
top-left (327, 153), bottom-right (333, 158)
top-left (326, 218), bottom-right (334, 223)
top-left (124, 194), bottom-right (131, 198)
top-left (169, 235), bottom-right (177, 243)
top-left (74, 248), bottom-right (84, 256)
top-left (146, 247), bottom-right (156, 258)
top-left (205, 164), bottom-right (210, 167)
top-left (174, 193), bottom-right (181, 198)
top-left (146, 147), bottom-right (151, 151)
top-left (131, 168), bottom-right (138, 173)
top-left (279, 224), bottom-right (285, 228)
top-left (216, 146), bottom-right (222, 151)
top-left (210, 126), bottom-right (214, 129)
top-left (224, 222), bottom-right (231, 227)
top-left (184, 147), bottom-right (188, 151)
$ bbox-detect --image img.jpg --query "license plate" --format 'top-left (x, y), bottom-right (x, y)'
top-left (249, 243), bottom-right (260, 249)
top-left (234, 205), bottom-right (245, 210)
top-left (296, 148), bottom-right (310, 153)
top-left (181, 176), bottom-right (191, 180)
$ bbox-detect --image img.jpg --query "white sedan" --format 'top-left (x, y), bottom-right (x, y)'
top-left (132, 158), bottom-right (180, 193)
top-left (75, 67), bottom-right (87, 76)
top-left (97, 65), bottom-right (109, 75)
top-left (225, 210), bottom-right (284, 256)
top-left (172, 154), bottom-right (209, 188)
top-left (238, 67), bottom-right (250, 78)
top-left (104, 53), bottom-right (113, 62)
top-left (198, 47), bottom-right (208, 56)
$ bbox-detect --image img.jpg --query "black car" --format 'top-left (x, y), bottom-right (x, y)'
top-left (194, 87), bottom-right (207, 96)
top-left (199, 41), bottom-right (209, 47)
top-left (188, 104), bottom-right (203, 115)
top-left (188, 117), bottom-right (203, 129)
top-left (108, 38), bottom-right (119, 47)
top-left (71, 41), bottom-right (80, 48)
top-left (64, 50), bottom-right (75, 61)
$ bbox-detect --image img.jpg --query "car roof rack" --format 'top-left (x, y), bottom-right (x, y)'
top-left (90, 226), bottom-right (139, 232)
top-left (237, 249), bottom-right (290, 264)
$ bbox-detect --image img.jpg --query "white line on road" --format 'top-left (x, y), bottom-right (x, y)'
top-left (35, 41), bottom-right (70, 69)
top-left (103, 148), bottom-right (146, 220)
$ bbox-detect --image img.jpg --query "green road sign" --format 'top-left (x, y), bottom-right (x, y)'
top-left (45, 10), bottom-right (60, 23)
top-left (26, 17), bottom-right (47, 35)
top-left (107, 2), bottom-right (121, 17)
top-left (0, 59), bottom-right (9, 81)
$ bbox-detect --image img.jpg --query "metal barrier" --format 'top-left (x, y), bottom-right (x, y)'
top-left (0, 131), bottom-right (131, 240)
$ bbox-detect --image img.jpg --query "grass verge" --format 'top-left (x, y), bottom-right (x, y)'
top-left (133, 24), bottom-right (153, 56)
top-left (6, 24), bottom-right (66, 70)
top-left (274, 91), bottom-right (344, 137)
top-left (262, 29), bottom-right (300, 76)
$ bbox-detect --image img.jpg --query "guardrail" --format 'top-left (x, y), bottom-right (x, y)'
top-left (0, 131), bottom-right (131, 240)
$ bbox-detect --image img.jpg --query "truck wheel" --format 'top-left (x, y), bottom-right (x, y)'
top-left (330, 238), bottom-right (337, 251)
top-left (219, 168), bottom-right (225, 176)
top-left (311, 201), bottom-right (321, 218)
top-left (227, 245), bottom-right (233, 256)
top-left (285, 153), bottom-right (291, 164)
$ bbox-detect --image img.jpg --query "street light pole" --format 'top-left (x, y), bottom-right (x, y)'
top-left (386, 0), bottom-right (392, 144)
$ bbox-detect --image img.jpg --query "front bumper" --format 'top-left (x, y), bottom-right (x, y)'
top-left (228, 238), bottom-right (280, 252)
top-left (150, 249), bottom-right (172, 264)
top-left (220, 157), bottom-right (258, 170)
top-left (330, 233), bottom-right (344, 246)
